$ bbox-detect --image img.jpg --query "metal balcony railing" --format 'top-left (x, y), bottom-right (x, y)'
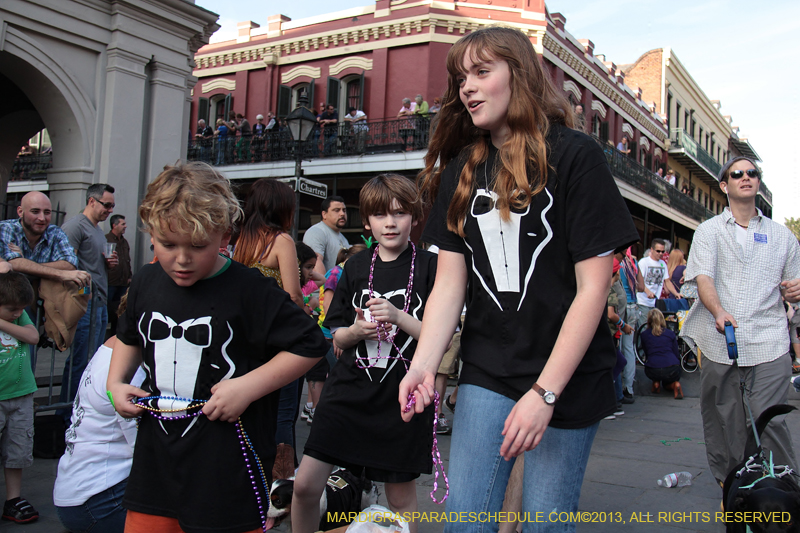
top-left (187, 116), bottom-right (435, 165)
top-left (11, 152), bottom-right (52, 181)
top-left (669, 128), bottom-right (722, 179)
top-left (594, 137), bottom-right (714, 222)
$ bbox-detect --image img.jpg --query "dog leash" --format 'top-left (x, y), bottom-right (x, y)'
top-left (404, 392), bottom-right (449, 504)
top-left (726, 323), bottom-right (763, 452)
top-left (133, 395), bottom-right (271, 531)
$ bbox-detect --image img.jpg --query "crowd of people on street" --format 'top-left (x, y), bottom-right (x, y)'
top-left (0, 25), bottom-right (798, 533)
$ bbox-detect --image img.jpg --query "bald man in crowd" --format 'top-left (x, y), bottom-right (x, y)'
top-left (0, 192), bottom-right (89, 286)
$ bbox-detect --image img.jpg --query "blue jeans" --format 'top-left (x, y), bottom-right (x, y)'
top-left (60, 301), bottom-right (107, 408)
top-left (620, 330), bottom-right (636, 395)
top-left (56, 478), bottom-right (127, 533)
top-left (445, 385), bottom-right (599, 533)
top-left (276, 379), bottom-right (299, 447)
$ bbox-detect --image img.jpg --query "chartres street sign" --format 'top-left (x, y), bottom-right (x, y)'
top-left (298, 178), bottom-right (327, 199)
top-left (276, 177), bottom-right (328, 199)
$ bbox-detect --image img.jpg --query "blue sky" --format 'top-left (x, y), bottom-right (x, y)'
top-left (197, 0), bottom-right (800, 223)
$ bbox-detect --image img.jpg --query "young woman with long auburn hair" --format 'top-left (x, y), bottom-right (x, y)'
top-left (233, 179), bottom-right (305, 310)
top-left (399, 26), bottom-right (639, 529)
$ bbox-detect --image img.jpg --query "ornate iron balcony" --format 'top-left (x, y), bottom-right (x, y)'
top-left (187, 116), bottom-right (435, 165)
top-left (594, 136), bottom-right (714, 223)
top-left (668, 128), bottom-right (722, 182)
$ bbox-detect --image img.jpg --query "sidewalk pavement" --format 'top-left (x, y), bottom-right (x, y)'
top-left (8, 364), bottom-right (800, 532)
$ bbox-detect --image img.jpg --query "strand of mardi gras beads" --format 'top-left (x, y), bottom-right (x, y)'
top-left (403, 391), bottom-right (449, 504)
top-left (132, 396), bottom-right (270, 530)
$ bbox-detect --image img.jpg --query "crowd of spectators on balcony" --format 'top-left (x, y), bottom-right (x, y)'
top-left (188, 91), bottom-right (443, 166)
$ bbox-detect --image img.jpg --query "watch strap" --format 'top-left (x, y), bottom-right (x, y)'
top-left (531, 382), bottom-right (558, 403)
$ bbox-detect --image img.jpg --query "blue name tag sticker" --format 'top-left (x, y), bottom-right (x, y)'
top-left (754, 233), bottom-right (768, 244)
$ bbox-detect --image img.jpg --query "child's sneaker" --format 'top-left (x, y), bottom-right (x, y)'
top-left (2, 498), bottom-right (39, 523)
top-left (435, 415), bottom-right (451, 435)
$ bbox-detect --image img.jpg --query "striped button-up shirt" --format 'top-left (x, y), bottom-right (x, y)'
top-left (680, 208), bottom-right (800, 365)
top-left (0, 219), bottom-right (78, 267)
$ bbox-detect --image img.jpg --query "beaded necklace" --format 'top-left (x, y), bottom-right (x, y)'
top-left (355, 242), bottom-right (416, 371)
top-left (133, 396), bottom-right (271, 530)
top-left (404, 391), bottom-right (449, 503)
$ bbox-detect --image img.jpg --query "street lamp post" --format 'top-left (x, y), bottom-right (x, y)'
top-left (284, 96), bottom-right (318, 240)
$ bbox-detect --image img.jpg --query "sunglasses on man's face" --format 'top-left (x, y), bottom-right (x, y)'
top-left (93, 198), bottom-right (115, 209)
top-left (729, 169), bottom-right (759, 180)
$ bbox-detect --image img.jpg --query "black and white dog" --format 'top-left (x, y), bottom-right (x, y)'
top-left (722, 404), bottom-right (800, 533)
top-left (266, 467), bottom-right (380, 532)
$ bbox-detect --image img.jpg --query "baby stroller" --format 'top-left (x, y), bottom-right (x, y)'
top-left (634, 299), bottom-right (698, 373)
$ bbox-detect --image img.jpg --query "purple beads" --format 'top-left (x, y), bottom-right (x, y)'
top-left (403, 391), bottom-right (449, 503)
top-left (356, 242), bottom-right (417, 371)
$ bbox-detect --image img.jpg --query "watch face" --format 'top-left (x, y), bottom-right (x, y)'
top-left (543, 391), bottom-right (557, 405)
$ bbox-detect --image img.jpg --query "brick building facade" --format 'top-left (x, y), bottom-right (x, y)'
top-left (184, 0), bottom-right (764, 250)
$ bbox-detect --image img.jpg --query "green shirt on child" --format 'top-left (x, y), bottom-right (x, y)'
top-left (0, 311), bottom-right (36, 401)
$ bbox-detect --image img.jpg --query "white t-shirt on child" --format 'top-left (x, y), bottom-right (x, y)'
top-left (53, 345), bottom-right (145, 507)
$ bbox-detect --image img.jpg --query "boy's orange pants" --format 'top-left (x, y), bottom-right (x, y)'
top-left (125, 510), bottom-right (263, 533)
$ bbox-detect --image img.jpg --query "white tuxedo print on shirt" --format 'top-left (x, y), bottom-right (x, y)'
top-left (352, 287), bottom-right (423, 383)
top-left (139, 312), bottom-right (235, 436)
top-left (466, 188), bottom-right (554, 312)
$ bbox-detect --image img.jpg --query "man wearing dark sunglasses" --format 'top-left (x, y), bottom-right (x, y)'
top-left (59, 183), bottom-right (119, 416)
top-left (680, 156), bottom-right (800, 487)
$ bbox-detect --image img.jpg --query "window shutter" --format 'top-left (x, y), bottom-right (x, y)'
top-left (600, 122), bottom-right (609, 143)
top-left (358, 71), bottom-right (365, 111)
top-left (198, 98), bottom-right (209, 124)
top-left (224, 93), bottom-right (233, 120)
top-left (278, 85), bottom-right (291, 118)
top-left (327, 77), bottom-right (340, 110)
top-left (307, 81), bottom-right (315, 111)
